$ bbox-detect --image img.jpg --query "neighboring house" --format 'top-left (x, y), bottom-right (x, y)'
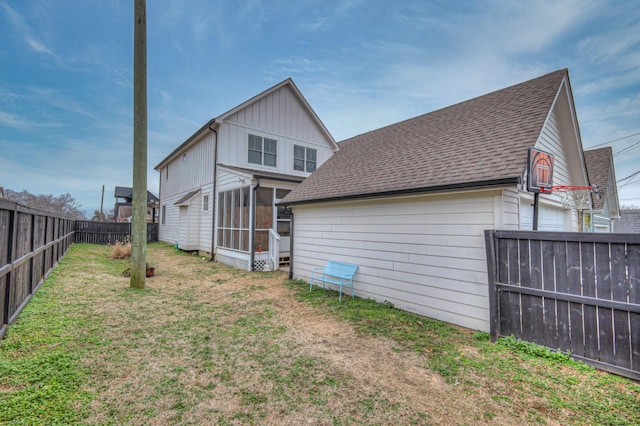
top-left (583, 147), bottom-right (620, 232)
top-left (281, 69), bottom-right (591, 332)
top-left (114, 186), bottom-right (160, 223)
top-left (155, 78), bottom-right (338, 271)
top-left (614, 209), bottom-right (640, 233)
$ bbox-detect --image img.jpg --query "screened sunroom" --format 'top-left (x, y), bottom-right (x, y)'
top-left (214, 166), bottom-right (300, 271)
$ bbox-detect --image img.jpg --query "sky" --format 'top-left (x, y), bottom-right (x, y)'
top-left (0, 0), bottom-right (639, 217)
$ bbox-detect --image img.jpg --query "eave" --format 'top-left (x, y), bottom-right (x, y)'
top-left (279, 177), bottom-right (520, 207)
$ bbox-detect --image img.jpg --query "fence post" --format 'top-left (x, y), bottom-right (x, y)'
top-left (484, 230), bottom-right (500, 341)
top-left (5, 205), bottom-right (18, 326)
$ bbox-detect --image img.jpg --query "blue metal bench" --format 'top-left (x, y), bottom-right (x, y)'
top-left (310, 261), bottom-right (359, 302)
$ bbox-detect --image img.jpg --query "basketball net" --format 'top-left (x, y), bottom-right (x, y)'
top-left (540, 185), bottom-right (595, 231)
top-left (542, 186), bottom-right (593, 210)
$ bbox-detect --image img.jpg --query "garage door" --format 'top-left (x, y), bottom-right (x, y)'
top-left (520, 200), bottom-right (567, 231)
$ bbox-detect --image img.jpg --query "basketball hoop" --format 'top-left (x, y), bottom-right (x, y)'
top-left (540, 185), bottom-right (596, 231)
top-left (539, 185), bottom-right (594, 209)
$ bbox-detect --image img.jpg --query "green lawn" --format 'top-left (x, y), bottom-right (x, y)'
top-left (1, 242), bottom-right (638, 425)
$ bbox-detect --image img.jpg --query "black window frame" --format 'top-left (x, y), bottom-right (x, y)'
top-left (248, 134), bottom-right (277, 167)
top-left (293, 145), bottom-right (317, 173)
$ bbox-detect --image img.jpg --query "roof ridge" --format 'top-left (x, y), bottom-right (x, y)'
top-left (340, 69), bottom-right (567, 144)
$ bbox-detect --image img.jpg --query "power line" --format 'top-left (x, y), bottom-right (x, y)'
top-left (618, 171), bottom-right (640, 190)
top-left (617, 170), bottom-right (640, 182)
top-left (589, 131), bottom-right (640, 148)
top-left (614, 139), bottom-right (640, 157)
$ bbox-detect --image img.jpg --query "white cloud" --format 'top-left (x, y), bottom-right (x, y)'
top-left (0, 1), bottom-right (57, 58)
top-left (0, 111), bottom-right (33, 129)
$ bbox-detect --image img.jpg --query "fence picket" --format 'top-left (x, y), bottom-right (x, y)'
top-left (629, 245), bottom-right (640, 372)
top-left (73, 221), bottom-right (158, 244)
top-left (0, 200), bottom-right (74, 340)
top-left (486, 230), bottom-right (640, 381)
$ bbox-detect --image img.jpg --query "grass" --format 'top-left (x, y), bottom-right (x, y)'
top-left (0, 242), bottom-right (638, 425)
top-left (290, 280), bottom-right (640, 425)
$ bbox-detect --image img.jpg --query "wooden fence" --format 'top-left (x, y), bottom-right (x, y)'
top-left (74, 221), bottom-right (158, 244)
top-left (485, 230), bottom-right (640, 381)
top-left (0, 199), bottom-right (75, 340)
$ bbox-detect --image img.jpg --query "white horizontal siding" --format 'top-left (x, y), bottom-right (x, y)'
top-left (535, 109), bottom-right (571, 187)
top-left (292, 190), bottom-right (508, 331)
top-left (500, 188), bottom-right (520, 230)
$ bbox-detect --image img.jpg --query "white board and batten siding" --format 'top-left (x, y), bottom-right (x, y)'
top-left (217, 85), bottom-right (335, 174)
top-left (160, 133), bottom-right (215, 199)
top-left (158, 133), bottom-right (215, 250)
top-left (159, 183), bottom-right (213, 252)
top-left (292, 188), bottom-right (519, 332)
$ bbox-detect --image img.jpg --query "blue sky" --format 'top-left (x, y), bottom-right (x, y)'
top-left (1, 0), bottom-right (639, 216)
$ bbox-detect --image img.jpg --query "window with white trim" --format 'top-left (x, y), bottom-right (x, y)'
top-left (203, 195), bottom-right (209, 211)
top-left (161, 205), bottom-right (166, 224)
top-left (294, 145), bottom-right (317, 172)
top-left (248, 134), bottom-right (277, 167)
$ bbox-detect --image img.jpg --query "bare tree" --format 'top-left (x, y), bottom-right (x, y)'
top-left (4, 188), bottom-right (86, 219)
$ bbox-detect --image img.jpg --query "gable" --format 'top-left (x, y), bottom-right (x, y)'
top-left (534, 79), bottom-right (588, 189)
top-left (154, 79), bottom-right (337, 171)
top-left (583, 147), bottom-right (620, 216)
top-left (222, 84), bottom-right (331, 145)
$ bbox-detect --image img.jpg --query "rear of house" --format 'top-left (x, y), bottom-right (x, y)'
top-left (155, 79), bottom-right (337, 270)
top-left (281, 69), bottom-right (595, 331)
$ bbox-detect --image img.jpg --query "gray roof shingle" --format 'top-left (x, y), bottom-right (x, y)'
top-left (281, 69), bottom-right (569, 206)
top-left (583, 147), bottom-right (613, 211)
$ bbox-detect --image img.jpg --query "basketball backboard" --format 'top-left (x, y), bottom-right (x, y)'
top-left (527, 147), bottom-right (554, 193)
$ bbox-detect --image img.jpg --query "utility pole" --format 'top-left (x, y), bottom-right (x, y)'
top-left (131, 0), bottom-right (147, 289)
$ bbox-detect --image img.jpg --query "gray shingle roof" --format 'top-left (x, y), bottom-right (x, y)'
top-left (614, 209), bottom-right (640, 233)
top-left (583, 147), bottom-right (613, 211)
top-left (281, 69), bottom-right (569, 206)
top-left (114, 186), bottom-right (159, 204)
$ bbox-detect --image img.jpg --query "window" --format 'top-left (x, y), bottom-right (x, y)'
top-left (203, 195), bottom-right (209, 211)
top-left (182, 153), bottom-right (186, 163)
top-left (294, 145), bottom-right (317, 172)
top-left (161, 205), bottom-right (166, 224)
top-left (166, 166), bottom-right (169, 180)
top-left (248, 134), bottom-right (277, 167)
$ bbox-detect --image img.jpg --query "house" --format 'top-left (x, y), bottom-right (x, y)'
top-left (154, 78), bottom-right (338, 271)
top-left (114, 186), bottom-right (160, 222)
top-left (583, 147), bottom-right (620, 232)
top-left (280, 69), bottom-right (592, 332)
top-left (614, 209), bottom-right (640, 233)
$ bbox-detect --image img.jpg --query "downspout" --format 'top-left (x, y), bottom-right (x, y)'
top-left (286, 206), bottom-right (294, 280)
top-left (208, 119), bottom-right (218, 261)
top-left (250, 178), bottom-right (261, 271)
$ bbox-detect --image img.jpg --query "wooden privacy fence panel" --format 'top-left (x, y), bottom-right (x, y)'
top-left (0, 199), bottom-right (75, 340)
top-left (485, 230), bottom-right (640, 381)
top-left (74, 221), bottom-right (158, 244)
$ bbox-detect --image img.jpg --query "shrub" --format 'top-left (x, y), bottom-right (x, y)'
top-left (109, 241), bottom-right (131, 259)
